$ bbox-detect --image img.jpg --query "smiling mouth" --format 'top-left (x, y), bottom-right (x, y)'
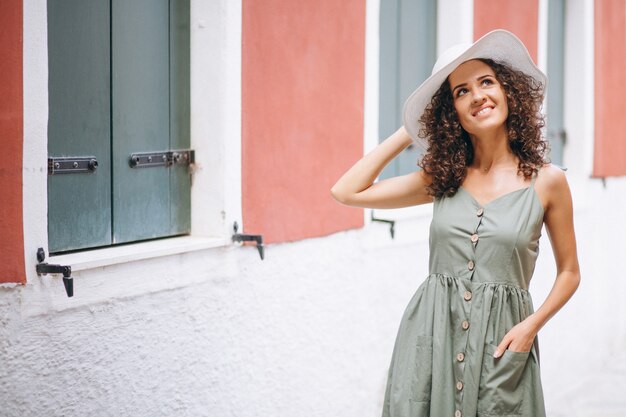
top-left (473, 106), bottom-right (494, 117)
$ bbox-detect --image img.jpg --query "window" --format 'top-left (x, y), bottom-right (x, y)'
top-left (546, 0), bottom-right (565, 166)
top-left (378, 0), bottom-right (437, 179)
top-left (47, 0), bottom-right (190, 253)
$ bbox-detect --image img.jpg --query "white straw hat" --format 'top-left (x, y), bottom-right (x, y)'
top-left (402, 29), bottom-right (547, 151)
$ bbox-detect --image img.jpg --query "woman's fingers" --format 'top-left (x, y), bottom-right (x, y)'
top-left (494, 323), bottom-right (535, 358)
top-left (493, 336), bottom-right (511, 358)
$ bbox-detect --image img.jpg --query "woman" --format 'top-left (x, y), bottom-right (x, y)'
top-left (331, 30), bottom-right (580, 417)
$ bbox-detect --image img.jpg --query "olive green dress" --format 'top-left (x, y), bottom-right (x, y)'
top-left (382, 177), bottom-right (546, 417)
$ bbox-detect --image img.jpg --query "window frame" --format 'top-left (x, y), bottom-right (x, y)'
top-left (377, 0), bottom-right (437, 181)
top-left (366, 0), bottom-right (473, 224)
top-left (545, 0), bottom-right (566, 166)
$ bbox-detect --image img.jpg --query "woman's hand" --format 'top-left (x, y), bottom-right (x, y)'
top-left (493, 315), bottom-right (540, 357)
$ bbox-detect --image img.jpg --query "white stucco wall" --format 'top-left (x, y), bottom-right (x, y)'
top-left (2, 0), bottom-right (625, 416)
top-left (0, 214), bottom-right (432, 417)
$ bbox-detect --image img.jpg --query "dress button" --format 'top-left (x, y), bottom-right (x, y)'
top-left (463, 290), bottom-right (472, 301)
top-left (456, 381), bottom-right (464, 391)
top-left (467, 260), bottom-right (475, 270)
top-left (461, 320), bottom-right (470, 330)
top-left (476, 207), bottom-right (484, 217)
top-left (470, 233), bottom-right (479, 243)
top-left (455, 410), bottom-right (462, 417)
top-left (456, 352), bottom-right (465, 362)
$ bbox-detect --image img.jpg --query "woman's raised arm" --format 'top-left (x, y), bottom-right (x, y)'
top-left (330, 126), bottom-right (433, 209)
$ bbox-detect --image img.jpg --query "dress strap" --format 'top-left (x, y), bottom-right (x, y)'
top-left (531, 166), bottom-right (542, 186)
top-left (532, 164), bottom-right (568, 186)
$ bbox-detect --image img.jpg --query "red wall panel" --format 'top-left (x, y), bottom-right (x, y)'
top-left (0, 0), bottom-right (25, 284)
top-left (593, 0), bottom-right (626, 177)
top-left (473, 0), bottom-right (539, 63)
top-left (242, 0), bottom-right (365, 243)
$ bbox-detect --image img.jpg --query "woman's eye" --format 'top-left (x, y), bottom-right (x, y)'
top-left (481, 78), bottom-right (494, 86)
top-left (456, 88), bottom-right (468, 97)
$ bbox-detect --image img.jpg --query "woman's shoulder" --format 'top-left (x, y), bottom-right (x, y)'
top-left (535, 163), bottom-right (571, 210)
top-left (536, 163), bottom-right (568, 188)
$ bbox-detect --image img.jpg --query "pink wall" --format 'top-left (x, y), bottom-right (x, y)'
top-left (0, 0), bottom-right (25, 284)
top-left (242, 0), bottom-right (365, 244)
top-left (593, 0), bottom-right (626, 177)
top-left (473, 0), bottom-right (539, 63)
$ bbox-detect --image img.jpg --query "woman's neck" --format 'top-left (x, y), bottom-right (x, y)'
top-left (469, 128), bottom-right (516, 173)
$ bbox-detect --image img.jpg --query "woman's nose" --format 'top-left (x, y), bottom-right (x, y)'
top-left (471, 89), bottom-right (486, 103)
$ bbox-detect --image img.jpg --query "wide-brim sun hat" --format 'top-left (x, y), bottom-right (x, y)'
top-left (402, 29), bottom-right (547, 152)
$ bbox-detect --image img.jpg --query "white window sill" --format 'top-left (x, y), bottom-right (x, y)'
top-left (48, 235), bottom-right (231, 272)
top-left (369, 203), bottom-right (433, 222)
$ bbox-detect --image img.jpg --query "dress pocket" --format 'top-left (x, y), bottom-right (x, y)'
top-left (477, 343), bottom-right (530, 416)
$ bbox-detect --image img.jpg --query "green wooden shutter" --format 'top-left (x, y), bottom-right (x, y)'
top-left (47, 0), bottom-right (112, 253)
top-left (546, 0), bottom-right (565, 165)
top-left (47, 0), bottom-right (191, 253)
top-left (112, 0), bottom-right (191, 243)
top-left (111, 0), bottom-right (173, 243)
top-left (169, 0), bottom-right (192, 236)
top-left (379, 0), bottom-right (437, 179)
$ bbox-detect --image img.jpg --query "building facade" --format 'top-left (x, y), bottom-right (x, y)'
top-left (1, 0), bottom-right (625, 416)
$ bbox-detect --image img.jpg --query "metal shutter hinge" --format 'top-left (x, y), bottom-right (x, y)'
top-left (48, 156), bottom-right (98, 175)
top-left (35, 248), bottom-right (73, 297)
top-left (129, 149), bottom-right (195, 168)
top-left (232, 222), bottom-right (264, 260)
top-left (371, 212), bottom-right (395, 239)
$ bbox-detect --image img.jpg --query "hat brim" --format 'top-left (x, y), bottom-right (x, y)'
top-left (402, 29), bottom-right (547, 152)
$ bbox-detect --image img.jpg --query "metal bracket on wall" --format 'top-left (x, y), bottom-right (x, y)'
top-left (232, 222), bottom-right (264, 260)
top-left (371, 212), bottom-right (395, 239)
top-left (35, 248), bottom-right (73, 297)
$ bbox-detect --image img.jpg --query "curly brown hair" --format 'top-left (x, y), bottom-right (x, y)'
top-left (417, 58), bottom-right (547, 198)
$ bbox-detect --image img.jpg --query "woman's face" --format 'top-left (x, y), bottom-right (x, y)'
top-left (447, 59), bottom-right (508, 137)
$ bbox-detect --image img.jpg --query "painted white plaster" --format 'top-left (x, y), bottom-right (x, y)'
top-left (50, 236), bottom-right (231, 272)
top-left (21, 0), bottom-right (49, 284)
top-left (437, 0), bottom-right (474, 56)
top-left (4, 1), bottom-right (625, 416)
top-left (190, 0), bottom-right (242, 237)
top-left (1, 219), bottom-right (431, 417)
top-left (562, 0), bottom-right (595, 178)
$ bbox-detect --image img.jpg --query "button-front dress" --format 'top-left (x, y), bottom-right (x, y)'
top-left (381, 175), bottom-right (547, 417)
